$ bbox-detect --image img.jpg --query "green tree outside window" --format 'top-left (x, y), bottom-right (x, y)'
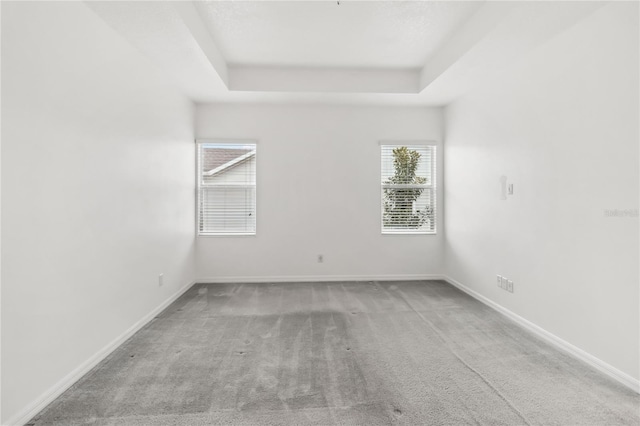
top-left (383, 146), bottom-right (433, 229)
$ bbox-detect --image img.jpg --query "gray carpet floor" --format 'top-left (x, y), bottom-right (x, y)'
top-left (29, 280), bottom-right (639, 425)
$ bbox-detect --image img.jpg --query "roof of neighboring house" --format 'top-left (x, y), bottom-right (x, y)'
top-left (202, 147), bottom-right (252, 172)
top-left (202, 147), bottom-right (256, 176)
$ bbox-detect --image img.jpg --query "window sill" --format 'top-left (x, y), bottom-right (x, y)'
top-left (198, 233), bottom-right (256, 237)
top-left (381, 231), bottom-right (437, 235)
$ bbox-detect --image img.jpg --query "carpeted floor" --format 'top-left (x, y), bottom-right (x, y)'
top-left (29, 280), bottom-right (639, 425)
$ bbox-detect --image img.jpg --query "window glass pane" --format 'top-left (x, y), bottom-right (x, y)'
top-left (200, 186), bottom-right (256, 234)
top-left (198, 142), bottom-right (256, 235)
top-left (381, 144), bottom-right (436, 234)
top-left (381, 145), bottom-right (431, 184)
top-left (382, 188), bottom-right (434, 232)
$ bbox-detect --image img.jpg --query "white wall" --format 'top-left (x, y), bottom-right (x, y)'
top-left (1, 2), bottom-right (196, 423)
top-left (444, 2), bottom-right (639, 381)
top-left (196, 105), bottom-right (444, 281)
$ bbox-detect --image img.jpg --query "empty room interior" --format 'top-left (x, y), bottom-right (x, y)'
top-left (1, 1), bottom-right (639, 425)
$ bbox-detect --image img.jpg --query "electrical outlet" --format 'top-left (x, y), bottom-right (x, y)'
top-left (497, 275), bottom-right (514, 293)
top-left (317, 254), bottom-right (324, 263)
top-left (159, 273), bottom-right (164, 287)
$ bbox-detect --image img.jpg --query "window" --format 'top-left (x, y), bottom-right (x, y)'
top-left (197, 141), bottom-right (257, 235)
top-left (381, 143), bottom-right (436, 234)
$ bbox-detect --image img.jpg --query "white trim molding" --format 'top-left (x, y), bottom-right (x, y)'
top-left (442, 275), bottom-right (640, 394)
top-left (196, 274), bottom-right (443, 284)
top-left (6, 280), bottom-right (196, 426)
top-left (8, 274), bottom-right (637, 426)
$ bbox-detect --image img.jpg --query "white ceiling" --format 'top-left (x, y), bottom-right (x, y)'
top-left (87, 1), bottom-right (607, 106)
top-left (194, 1), bottom-right (482, 69)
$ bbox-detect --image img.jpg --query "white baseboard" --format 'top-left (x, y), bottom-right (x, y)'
top-left (196, 274), bottom-right (443, 284)
top-left (442, 275), bottom-right (640, 394)
top-left (9, 274), bottom-right (635, 425)
top-left (5, 280), bottom-right (196, 426)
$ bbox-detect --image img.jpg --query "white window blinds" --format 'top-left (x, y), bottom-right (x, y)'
top-left (197, 142), bottom-right (257, 235)
top-left (381, 144), bottom-right (436, 234)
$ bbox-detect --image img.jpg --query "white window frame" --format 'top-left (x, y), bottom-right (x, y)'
top-left (380, 141), bottom-right (437, 235)
top-left (196, 139), bottom-right (257, 236)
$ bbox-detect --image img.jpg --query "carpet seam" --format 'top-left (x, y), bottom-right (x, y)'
top-left (377, 281), bottom-right (533, 426)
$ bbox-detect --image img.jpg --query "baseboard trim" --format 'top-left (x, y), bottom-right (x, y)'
top-left (5, 280), bottom-right (196, 426)
top-left (442, 275), bottom-right (640, 394)
top-left (196, 274), bottom-right (443, 284)
top-left (10, 274), bottom-right (635, 425)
